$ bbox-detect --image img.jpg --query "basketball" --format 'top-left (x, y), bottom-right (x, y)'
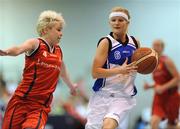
top-left (131, 47), bottom-right (158, 74)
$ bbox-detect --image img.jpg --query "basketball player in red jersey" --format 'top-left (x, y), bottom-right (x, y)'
top-left (0, 10), bottom-right (77, 129)
top-left (144, 39), bottom-right (180, 129)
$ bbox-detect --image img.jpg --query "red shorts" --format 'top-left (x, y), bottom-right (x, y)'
top-left (2, 95), bottom-right (50, 129)
top-left (152, 93), bottom-right (180, 124)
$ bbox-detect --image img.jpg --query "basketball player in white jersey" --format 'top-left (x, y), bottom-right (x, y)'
top-left (85, 6), bottom-right (140, 129)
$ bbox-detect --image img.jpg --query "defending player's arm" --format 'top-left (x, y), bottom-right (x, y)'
top-left (60, 61), bottom-right (77, 95)
top-left (92, 38), bottom-right (137, 79)
top-left (0, 39), bottom-right (39, 56)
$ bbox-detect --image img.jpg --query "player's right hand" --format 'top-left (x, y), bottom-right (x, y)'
top-left (70, 83), bottom-right (78, 96)
top-left (117, 58), bottom-right (138, 74)
top-left (0, 50), bottom-right (8, 56)
top-left (143, 82), bottom-right (150, 90)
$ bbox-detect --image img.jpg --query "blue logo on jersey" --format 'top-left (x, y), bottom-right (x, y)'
top-left (114, 51), bottom-right (121, 60)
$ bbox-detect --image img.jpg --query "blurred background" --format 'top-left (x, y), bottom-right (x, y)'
top-left (0, 0), bottom-right (180, 129)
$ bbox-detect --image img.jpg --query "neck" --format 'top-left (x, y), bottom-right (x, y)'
top-left (113, 33), bottom-right (126, 43)
top-left (41, 36), bottom-right (53, 48)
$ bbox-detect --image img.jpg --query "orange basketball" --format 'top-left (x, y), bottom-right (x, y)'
top-left (131, 47), bottom-right (158, 74)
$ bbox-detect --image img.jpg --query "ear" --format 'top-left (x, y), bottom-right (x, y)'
top-left (41, 27), bottom-right (49, 36)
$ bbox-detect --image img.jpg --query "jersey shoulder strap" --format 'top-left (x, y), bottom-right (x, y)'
top-left (130, 36), bottom-right (139, 48)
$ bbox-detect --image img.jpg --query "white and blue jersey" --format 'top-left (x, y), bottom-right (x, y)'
top-left (92, 32), bottom-right (139, 96)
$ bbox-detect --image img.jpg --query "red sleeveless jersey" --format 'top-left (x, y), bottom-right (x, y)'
top-left (14, 38), bottom-right (63, 107)
top-left (152, 55), bottom-right (179, 122)
top-left (153, 55), bottom-right (178, 98)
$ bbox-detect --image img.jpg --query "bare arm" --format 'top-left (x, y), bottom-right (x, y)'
top-left (144, 82), bottom-right (155, 90)
top-left (0, 38), bottom-right (39, 56)
top-left (136, 39), bottom-right (141, 48)
top-left (60, 61), bottom-right (77, 95)
top-left (162, 58), bottom-right (179, 90)
top-left (92, 38), bottom-right (137, 79)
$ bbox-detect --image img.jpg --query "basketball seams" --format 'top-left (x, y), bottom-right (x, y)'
top-left (131, 48), bottom-right (158, 74)
top-left (135, 49), bottom-right (154, 65)
top-left (138, 56), bottom-right (157, 74)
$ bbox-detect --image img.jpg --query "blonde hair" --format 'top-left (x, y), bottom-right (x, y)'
top-left (36, 10), bottom-right (65, 36)
top-left (154, 39), bottom-right (165, 50)
top-left (110, 6), bottom-right (130, 20)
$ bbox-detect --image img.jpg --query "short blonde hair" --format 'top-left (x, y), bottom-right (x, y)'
top-left (154, 39), bottom-right (165, 50)
top-left (110, 6), bottom-right (130, 20)
top-left (36, 10), bottom-right (65, 36)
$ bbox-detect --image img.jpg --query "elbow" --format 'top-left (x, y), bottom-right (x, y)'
top-left (172, 75), bottom-right (180, 85)
top-left (175, 76), bottom-right (179, 84)
top-left (92, 73), bottom-right (97, 79)
top-left (92, 70), bottom-right (98, 79)
top-left (60, 71), bottom-right (65, 79)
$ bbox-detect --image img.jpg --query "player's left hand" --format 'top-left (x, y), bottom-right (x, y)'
top-left (0, 49), bottom-right (8, 56)
top-left (70, 83), bottom-right (78, 96)
top-left (155, 85), bottom-right (166, 94)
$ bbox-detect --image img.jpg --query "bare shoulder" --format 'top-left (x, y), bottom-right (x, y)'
top-left (163, 56), bottom-right (177, 70)
top-left (25, 38), bottom-right (39, 50)
top-left (164, 56), bottom-right (174, 66)
top-left (25, 38), bottom-right (39, 44)
top-left (98, 38), bottom-right (109, 46)
top-left (96, 38), bottom-right (110, 54)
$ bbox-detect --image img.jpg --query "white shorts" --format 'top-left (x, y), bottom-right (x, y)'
top-left (85, 91), bottom-right (136, 129)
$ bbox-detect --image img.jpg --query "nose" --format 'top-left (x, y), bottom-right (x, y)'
top-left (59, 31), bottom-right (63, 37)
top-left (114, 20), bottom-right (119, 24)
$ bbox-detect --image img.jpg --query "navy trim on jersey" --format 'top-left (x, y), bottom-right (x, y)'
top-left (38, 38), bottom-right (55, 53)
top-left (110, 32), bottom-right (129, 46)
top-left (92, 57), bottom-right (109, 91)
top-left (131, 86), bottom-right (137, 96)
top-left (130, 36), bottom-right (139, 48)
top-left (26, 43), bottom-right (40, 57)
top-left (93, 78), bottom-right (106, 91)
top-left (23, 65), bottom-right (37, 98)
top-left (35, 110), bottom-right (43, 129)
top-left (44, 93), bottom-right (52, 107)
top-left (8, 105), bottom-right (18, 129)
top-left (97, 37), bottom-right (112, 54)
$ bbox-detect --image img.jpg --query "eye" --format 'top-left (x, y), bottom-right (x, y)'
top-left (119, 19), bottom-right (125, 22)
top-left (57, 28), bottom-right (62, 32)
top-left (111, 18), bottom-right (116, 22)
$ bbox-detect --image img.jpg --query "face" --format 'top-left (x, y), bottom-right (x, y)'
top-left (153, 40), bottom-right (164, 55)
top-left (46, 21), bottom-right (63, 45)
top-left (109, 15), bottom-right (129, 35)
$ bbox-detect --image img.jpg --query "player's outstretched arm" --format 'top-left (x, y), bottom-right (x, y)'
top-left (0, 38), bottom-right (39, 56)
top-left (60, 61), bottom-right (77, 95)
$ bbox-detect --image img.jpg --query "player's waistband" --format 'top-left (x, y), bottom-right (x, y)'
top-left (95, 90), bottom-right (133, 98)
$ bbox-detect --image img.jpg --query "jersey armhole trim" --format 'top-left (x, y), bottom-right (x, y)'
top-left (130, 36), bottom-right (139, 49)
top-left (26, 40), bottom-right (40, 57)
top-left (97, 37), bottom-right (112, 54)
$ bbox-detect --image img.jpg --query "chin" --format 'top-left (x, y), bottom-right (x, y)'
top-left (114, 31), bottom-right (123, 35)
